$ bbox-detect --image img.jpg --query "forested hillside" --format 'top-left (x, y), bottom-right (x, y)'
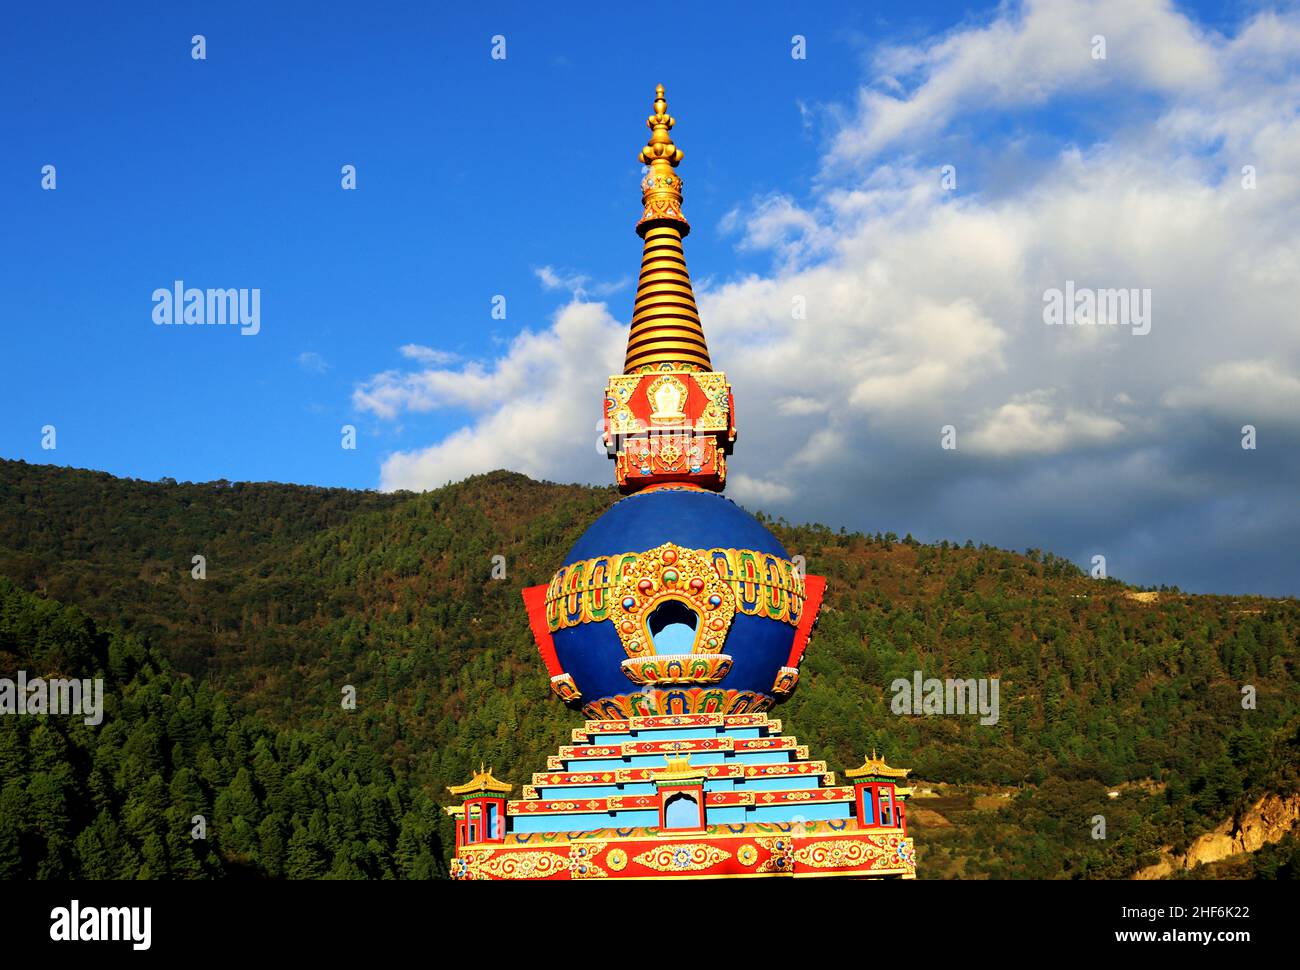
top-left (1, 457), bottom-right (1297, 878)
top-left (0, 579), bottom-right (447, 878)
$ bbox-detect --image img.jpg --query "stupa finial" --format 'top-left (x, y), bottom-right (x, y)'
top-left (639, 84), bottom-right (683, 168)
top-left (634, 84), bottom-right (690, 246)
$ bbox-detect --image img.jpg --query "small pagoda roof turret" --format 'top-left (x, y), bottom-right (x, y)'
top-left (447, 763), bottom-right (513, 797)
top-left (650, 753), bottom-right (705, 784)
top-left (845, 750), bottom-right (912, 781)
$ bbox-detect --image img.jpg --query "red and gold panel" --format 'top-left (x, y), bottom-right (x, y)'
top-left (603, 370), bottom-right (735, 491)
top-left (574, 712), bottom-right (777, 738)
top-left (614, 434), bottom-right (726, 490)
top-left (507, 784), bottom-right (853, 816)
top-left (450, 826), bottom-right (915, 880)
top-left (555, 733), bottom-right (800, 761)
top-left (509, 793), bottom-right (660, 815)
top-left (529, 759), bottom-right (829, 788)
top-left (702, 786), bottom-right (855, 808)
top-left (604, 371), bottom-right (732, 438)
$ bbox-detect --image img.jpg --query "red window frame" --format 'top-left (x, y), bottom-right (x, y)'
top-left (854, 783), bottom-right (900, 830)
top-left (456, 797), bottom-right (507, 849)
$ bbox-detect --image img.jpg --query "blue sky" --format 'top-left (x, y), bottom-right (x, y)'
top-left (4, 1), bottom-right (1299, 596)
top-left (2, 0), bottom-right (913, 485)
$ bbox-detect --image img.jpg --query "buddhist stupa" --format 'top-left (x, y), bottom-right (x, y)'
top-left (446, 86), bottom-right (916, 880)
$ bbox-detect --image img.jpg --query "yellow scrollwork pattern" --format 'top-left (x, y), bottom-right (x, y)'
top-left (632, 843), bottom-right (732, 873)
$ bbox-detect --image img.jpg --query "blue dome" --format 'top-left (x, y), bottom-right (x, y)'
top-left (552, 488), bottom-right (799, 716)
top-left (565, 489), bottom-right (788, 564)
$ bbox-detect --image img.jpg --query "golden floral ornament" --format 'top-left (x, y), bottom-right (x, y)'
top-left (641, 196), bottom-right (687, 223)
top-left (609, 543), bottom-right (737, 658)
top-left (568, 842), bottom-right (609, 879)
top-left (690, 371), bottom-right (733, 434)
top-left (633, 843), bottom-right (731, 873)
top-left (638, 84), bottom-right (684, 167)
top-left (606, 848), bottom-right (628, 872)
top-left (753, 836), bottom-right (794, 874)
top-left (604, 375), bottom-right (641, 436)
top-left (631, 360), bottom-right (705, 375)
top-left (737, 844), bottom-right (758, 867)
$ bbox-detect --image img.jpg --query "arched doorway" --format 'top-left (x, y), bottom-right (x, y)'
top-left (663, 790), bottom-right (701, 829)
top-left (646, 599), bottom-right (699, 652)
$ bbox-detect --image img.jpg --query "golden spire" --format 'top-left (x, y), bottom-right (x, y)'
top-left (626, 84), bottom-right (711, 375)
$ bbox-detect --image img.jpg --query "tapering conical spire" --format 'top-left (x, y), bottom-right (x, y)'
top-left (625, 84), bottom-right (711, 374)
top-left (602, 86), bottom-right (735, 493)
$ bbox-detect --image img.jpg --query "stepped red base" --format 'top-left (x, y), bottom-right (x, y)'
top-left (451, 821), bottom-right (914, 880)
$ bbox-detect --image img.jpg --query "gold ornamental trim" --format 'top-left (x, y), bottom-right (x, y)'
top-left (609, 544), bottom-right (737, 658)
top-left (546, 544), bottom-right (806, 634)
top-left (620, 652), bottom-right (733, 685)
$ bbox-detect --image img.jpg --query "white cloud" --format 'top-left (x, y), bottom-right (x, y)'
top-left (829, 0), bottom-right (1219, 166)
top-left (297, 351), bottom-right (329, 374)
top-left (1163, 359), bottom-right (1300, 426)
top-left (368, 301), bottom-right (624, 489)
top-left (728, 473), bottom-right (795, 505)
top-left (399, 344), bottom-right (457, 365)
top-left (721, 194), bottom-right (833, 267)
top-left (776, 395), bottom-right (829, 416)
top-left (535, 266), bottom-right (629, 299)
top-left (966, 391), bottom-right (1126, 455)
